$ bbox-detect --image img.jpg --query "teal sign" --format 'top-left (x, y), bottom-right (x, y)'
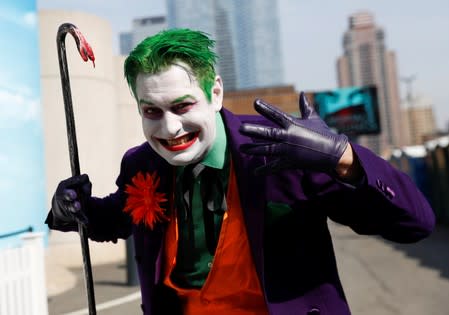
top-left (309, 85), bottom-right (381, 136)
top-left (0, 0), bottom-right (46, 248)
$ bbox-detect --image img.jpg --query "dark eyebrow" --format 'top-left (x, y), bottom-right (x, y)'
top-left (170, 94), bottom-right (197, 104)
top-left (138, 95), bottom-right (197, 106)
top-left (139, 99), bottom-right (154, 106)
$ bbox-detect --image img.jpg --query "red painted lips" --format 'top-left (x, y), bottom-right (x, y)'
top-left (156, 132), bottom-right (199, 152)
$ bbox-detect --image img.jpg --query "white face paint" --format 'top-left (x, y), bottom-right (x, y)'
top-left (135, 63), bottom-right (223, 166)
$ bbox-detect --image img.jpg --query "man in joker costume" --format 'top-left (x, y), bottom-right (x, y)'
top-left (47, 29), bottom-right (435, 315)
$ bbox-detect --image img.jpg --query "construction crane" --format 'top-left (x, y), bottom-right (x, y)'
top-left (400, 75), bottom-right (417, 108)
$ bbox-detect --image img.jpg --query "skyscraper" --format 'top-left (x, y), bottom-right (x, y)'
top-left (120, 16), bottom-right (167, 55)
top-left (167, 0), bottom-right (284, 91)
top-left (337, 12), bottom-right (404, 156)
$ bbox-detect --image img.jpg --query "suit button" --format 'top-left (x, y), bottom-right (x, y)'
top-left (307, 307), bottom-right (320, 314)
top-left (376, 179), bottom-right (383, 189)
top-left (386, 186), bottom-right (396, 198)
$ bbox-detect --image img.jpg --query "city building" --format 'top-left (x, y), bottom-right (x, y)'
top-left (119, 15), bottom-right (167, 55)
top-left (337, 11), bottom-right (404, 156)
top-left (223, 85), bottom-right (299, 115)
top-left (119, 32), bottom-right (133, 56)
top-left (402, 95), bottom-right (437, 145)
top-left (166, 0), bottom-right (284, 91)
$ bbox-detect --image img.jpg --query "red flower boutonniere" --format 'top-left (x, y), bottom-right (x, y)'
top-left (124, 171), bottom-right (168, 229)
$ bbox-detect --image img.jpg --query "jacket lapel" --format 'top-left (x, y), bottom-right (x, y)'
top-left (221, 109), bottom-right (266, 280)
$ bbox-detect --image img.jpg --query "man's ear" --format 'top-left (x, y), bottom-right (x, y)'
top-left (211, 75), bottom-right (223, 112)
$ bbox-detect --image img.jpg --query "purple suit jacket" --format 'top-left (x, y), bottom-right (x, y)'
top-left (48, 108), bottom-right (435, 315)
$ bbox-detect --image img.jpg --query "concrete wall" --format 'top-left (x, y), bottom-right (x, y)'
top-left (39, 10), bottom-right (141, 204)
top-left (114, 55), bottom-right (145, 156)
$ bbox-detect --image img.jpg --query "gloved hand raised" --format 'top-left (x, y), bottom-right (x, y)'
top-left (50, 174), bottom-right (92, 225)
top-left (239, 92), bottom-right (349, 175)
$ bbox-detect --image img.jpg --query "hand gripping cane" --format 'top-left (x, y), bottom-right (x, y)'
top-left (56, 23), bottom-right (96, 315)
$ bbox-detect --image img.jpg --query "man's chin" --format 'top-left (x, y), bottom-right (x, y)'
top-left (148, 141), bottom-right (207, 166)
top-left (160, 151), bottom-right (203, 166)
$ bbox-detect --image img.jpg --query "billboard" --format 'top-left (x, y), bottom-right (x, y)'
top-left (306, 85), bottom-right (381, 136)
top-left (0, 0), bottom-right (46, 248)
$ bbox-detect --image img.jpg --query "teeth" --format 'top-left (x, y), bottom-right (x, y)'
top-left (166, 135), bottom-right (190, 146)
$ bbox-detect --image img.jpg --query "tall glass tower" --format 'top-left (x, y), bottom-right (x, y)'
top-left (167, 0), bottom-right (284, 90)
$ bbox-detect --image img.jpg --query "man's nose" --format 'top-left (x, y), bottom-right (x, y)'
top-left (161, 112), bottom-right (182, 137)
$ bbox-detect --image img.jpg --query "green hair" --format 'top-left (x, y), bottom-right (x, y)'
top-left (124, 28), bottom-right (218, 102)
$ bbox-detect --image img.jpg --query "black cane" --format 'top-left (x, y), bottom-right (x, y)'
top-left (56, 23), bottom-right (96, 315)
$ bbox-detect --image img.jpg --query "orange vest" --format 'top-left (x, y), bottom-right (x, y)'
top-left (163, 163), bottom-right (268, 315)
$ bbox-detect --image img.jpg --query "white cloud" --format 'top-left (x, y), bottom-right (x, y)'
top-left (0, 10), bottom-right (37, 29)
top-left (22, 12), bottom-right (37, 28)
top-left (0, 80), bottom-right (31, 94)
top-left (0, 153), bottom-right (8, 164)
top-left (0, 88), bottom-right (41, 123)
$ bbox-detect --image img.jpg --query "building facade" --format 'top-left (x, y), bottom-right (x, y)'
top-left (166, 0), bottom-right (284, 91)
top-left (223, 85), bottom-right (299, 115)
top-left (337, 12), bottom-right (404, 156)
top-left (39, 9), bottom-right (143, 215)
top-left (120, 15), bottom-right (167, 55)
top-left (402, 96), bottom-right (437, 145)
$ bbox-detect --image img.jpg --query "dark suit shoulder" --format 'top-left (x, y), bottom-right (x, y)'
top-left (123, 142), bottom-right (153, 160)
top-left (117, 142), bottom-right (171, 185)
top-left (121, 142), bottom-right (167, 167)
top-left (236, 114), bottom-right (277, 127)
top-left (237, 114), bottom-right (269, 124)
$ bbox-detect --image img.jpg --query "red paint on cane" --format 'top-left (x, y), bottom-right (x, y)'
top-left (74, 28), bottom-right (96, 67)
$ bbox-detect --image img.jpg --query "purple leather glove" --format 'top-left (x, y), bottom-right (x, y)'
top-left (50, 174), bottom-right (92, 225)
top-left (239, 92), bottom-right (349, 175)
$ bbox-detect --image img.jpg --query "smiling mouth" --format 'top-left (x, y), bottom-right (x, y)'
top-left (156, 132), bottom-right (199, 152)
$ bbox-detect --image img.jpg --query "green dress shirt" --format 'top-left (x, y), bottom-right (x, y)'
top-left (169, 113), bottom-right (294, 289)
top-left (171, 113), bottom-right (230, 288)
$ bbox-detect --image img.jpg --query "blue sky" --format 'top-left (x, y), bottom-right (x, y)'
top-left (37, 0), bottom-right (449, 129)
top-left (0, 0), bottom-right (46, 248)
top-left (0, 0), bottom-right (41, 133)
top-left (0, 1), bottom-right (40, 94)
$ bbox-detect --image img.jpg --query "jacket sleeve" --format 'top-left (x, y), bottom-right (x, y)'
top-left (308, 143), bottom-right (435, 243)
